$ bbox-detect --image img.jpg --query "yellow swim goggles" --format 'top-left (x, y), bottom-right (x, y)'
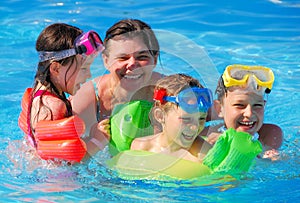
top-left (222, 64), bottom-right (275, 90)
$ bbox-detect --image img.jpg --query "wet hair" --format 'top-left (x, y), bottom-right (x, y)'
top-left (154, 73), bottom-right (203, 112)
top-left (215, 75), bottom-right (227, 102)
top-left (103, 19), bottom-right (160, 58)
top-left (32, 23), bottom-right (83, 121)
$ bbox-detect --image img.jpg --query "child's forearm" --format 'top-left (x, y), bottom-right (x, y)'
top-left (86, 121), bottom-right (110, 157)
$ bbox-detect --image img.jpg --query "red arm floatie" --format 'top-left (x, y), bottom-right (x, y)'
top-left (18, 88), bottom-right (87, 162)
top-left (18, 88), bottom-right (32, 134)
top-left (37, 139), bottom-right (86, 162)
top-left (35, 116), bottom-right (85, 141)
top-left (35, 116), bottom-right (87, 163)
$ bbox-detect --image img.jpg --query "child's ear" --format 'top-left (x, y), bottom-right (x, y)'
top-left (49, 62), bottom-right (61, 76)
top-left (153, 53), bottom-right (158, 66)
top-left (152, 107), bottom-right (165, 124)
top-left (102, 53), bottom-right (110, 70)
top-left (214, 100), bottom-right (224, 118)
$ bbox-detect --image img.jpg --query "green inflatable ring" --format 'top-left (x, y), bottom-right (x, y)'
top-left (106, 150), bottom-right (211, 180)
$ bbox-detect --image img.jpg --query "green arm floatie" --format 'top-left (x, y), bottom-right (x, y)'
top-left (109, 100), bottom-right (154, 155)
top-left (203, 128), bottom-right (262, 174)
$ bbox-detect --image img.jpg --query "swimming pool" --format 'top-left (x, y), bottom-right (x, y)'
top-left (0, 0), bottom-right (299, 202)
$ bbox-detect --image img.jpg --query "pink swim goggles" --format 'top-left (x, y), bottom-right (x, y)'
top-left (38, 31), bottom-right (104, 62)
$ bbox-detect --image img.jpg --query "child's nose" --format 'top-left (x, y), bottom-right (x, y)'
top-left (189, 124), bottom-right (198, 131)
top-left (243, 105), bottom-right (253, 118)
top-left (86, 69), bottom-right (92, 79)
top-left (189, 120), bottom-right (200, 131)
top-left (126, 56), bottom-right (138, 71)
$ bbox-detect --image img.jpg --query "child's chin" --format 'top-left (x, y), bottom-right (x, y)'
top-left (72, 85), bottom-right (81, 95)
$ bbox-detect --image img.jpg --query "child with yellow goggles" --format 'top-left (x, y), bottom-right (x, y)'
top-left (205, 64), bottom-right (282, 161)
top-left (222, 64), bottom-right (274, 93)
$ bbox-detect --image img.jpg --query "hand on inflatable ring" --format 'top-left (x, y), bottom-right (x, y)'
top-left (98, 118), bottom-right (111, 140)
top-left (88, 118), bottom-right (111, 156)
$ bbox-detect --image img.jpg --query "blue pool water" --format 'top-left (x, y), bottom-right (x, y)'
top-left (1, 0), bottom-right (300, 202)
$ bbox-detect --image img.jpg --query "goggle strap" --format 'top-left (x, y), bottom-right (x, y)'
top-left (38, 49), bottom-right (77, 62)
top-left (163, 96), bottom-right (177, 104)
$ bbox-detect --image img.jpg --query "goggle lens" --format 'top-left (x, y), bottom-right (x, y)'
top-left (176, 88), bottom-right (213, 113)
top-left (75, 31), bottom-right (104, 55)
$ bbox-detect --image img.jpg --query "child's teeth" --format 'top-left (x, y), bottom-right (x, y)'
top-left (240, 121), bottom-right (254, 125)
top-left (124, 74), bottom-right (141, 79)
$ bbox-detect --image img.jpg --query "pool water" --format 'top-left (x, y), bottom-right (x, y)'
top-left (1, 0), bottom-right (300, 202)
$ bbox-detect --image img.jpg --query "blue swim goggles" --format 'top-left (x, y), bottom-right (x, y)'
top-left (153, 87), bottom-right (213, 113)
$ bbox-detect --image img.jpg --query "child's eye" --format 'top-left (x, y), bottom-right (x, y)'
top-left (180, 117), bottom-right (190, 121)
top-left (254, 103), bottom-right (265, 108)
top-left (198, 117), bottom-right (206, 124)
top-left (233, 103), bottom-right (245, 108)
top-left (137, 54), bottom-right (151, 60)
top-left (179, 117), bottom-right (191, 123)
top-left (117, 56), bottom-right (129, 61)
top-left (199, 117), bottom-right (206, 121)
